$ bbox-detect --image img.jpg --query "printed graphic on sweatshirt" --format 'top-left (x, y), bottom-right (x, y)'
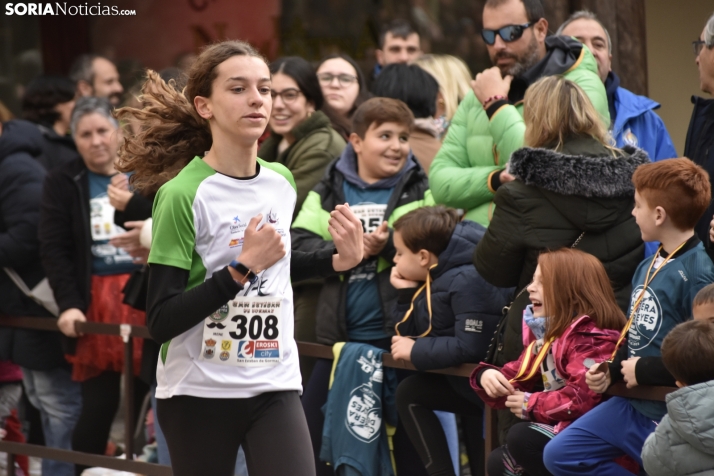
top-left (346, 350), bottom-right (384, 443)
top-left (627, 285), bottom-right (662, 353)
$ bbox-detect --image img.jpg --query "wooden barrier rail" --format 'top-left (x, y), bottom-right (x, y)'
top-left (1, 316), bottom-right (676, 475)
top-left (0, 316), bottom-right (162, 476)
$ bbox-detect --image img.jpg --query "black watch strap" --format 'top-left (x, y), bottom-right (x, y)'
top-left (229, 260), bottom-right (258, 285)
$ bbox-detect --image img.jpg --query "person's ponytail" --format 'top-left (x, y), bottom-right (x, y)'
top-left (116, 70), bottom-right (210, 192)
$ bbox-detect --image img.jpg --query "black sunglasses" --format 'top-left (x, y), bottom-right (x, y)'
top-left (482, 23), bottom-right (533, 45)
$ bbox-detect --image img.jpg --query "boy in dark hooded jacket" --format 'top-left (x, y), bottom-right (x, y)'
top-left (390, 206), bottom-right (511, 476)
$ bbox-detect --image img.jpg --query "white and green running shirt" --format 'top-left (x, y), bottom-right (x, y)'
top-left (149, 157), bottom-right (301, 399)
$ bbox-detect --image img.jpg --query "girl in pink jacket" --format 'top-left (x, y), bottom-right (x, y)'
top-left (471, 248), bottom-right (625, 476)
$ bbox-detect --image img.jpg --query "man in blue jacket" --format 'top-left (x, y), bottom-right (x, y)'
top-left (557, 11), bottom-right (677, 161)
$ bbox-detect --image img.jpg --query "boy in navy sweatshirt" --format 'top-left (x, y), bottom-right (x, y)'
top-left (544, 158), bottom-right (714, 475)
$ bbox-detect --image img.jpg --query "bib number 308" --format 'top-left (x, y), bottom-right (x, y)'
top-left (200, 296), bottom-right (282, 367)
top-left (230, 314), bottom-right (279, 340)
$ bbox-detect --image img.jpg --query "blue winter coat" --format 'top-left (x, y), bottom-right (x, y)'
top-left (607, 73), bottom-right (677, 162)
top-left (392, 221), bottom-right (512, 370)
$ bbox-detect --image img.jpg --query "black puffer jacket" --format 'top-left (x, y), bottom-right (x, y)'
top-left (474, 137), bottom-right (648, 364)
top-left (0, 120), bottom-right (66, 370)
top-left (393, 221), bottom-right (512, 370)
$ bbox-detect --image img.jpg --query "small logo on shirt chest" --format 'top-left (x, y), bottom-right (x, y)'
top-left (229, 215), bottom-right (247, 234)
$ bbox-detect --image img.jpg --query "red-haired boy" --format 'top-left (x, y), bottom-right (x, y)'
top-left (544, 158), bottom-right (714, 475)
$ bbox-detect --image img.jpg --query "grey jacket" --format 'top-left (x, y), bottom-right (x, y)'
top-left (642, 381), bottom-right (714, 476)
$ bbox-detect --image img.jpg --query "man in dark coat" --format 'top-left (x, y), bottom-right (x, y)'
top-left (0, 119), bottom-right (81, 476)
top-left (689, 13), bottom-right (714, 253)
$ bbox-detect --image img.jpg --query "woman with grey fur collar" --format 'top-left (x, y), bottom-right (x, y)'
top-left (473, 76), bottom-right (647, 444)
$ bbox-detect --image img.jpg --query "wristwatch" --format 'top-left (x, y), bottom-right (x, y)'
top-left (229, 260), bottom-right (258, 285)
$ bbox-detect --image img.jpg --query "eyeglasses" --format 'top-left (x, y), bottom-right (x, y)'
top-left (693, 40), bottom-right (707, 57)
top-left (317, 73), bottom-right (358, 87)
top-left (270, 88), bottom-right (303, 103)
top-left (481, 23), bottom-right (533, 45)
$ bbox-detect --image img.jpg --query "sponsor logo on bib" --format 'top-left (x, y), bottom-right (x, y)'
top-left (204, 339), bottom-right (216, 359)
top-left (237, 340), bottom-right (254, 359)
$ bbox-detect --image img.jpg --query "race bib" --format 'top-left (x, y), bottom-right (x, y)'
top-left (200, 296), bottom-right (282, 367)
top-left (536, 339), bottom-right (565, 392)
top-left (90, 196), bottom-right (122, 240)
top-left (351, 203), bottom-right (387, 234)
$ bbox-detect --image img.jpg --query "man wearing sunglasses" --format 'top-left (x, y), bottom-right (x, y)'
top-left (429, 0), bottom-right (608, 229)
top-left (556, 11), bottom-right (676, 166)
top-left (687, 13), bottom-right (714, 252)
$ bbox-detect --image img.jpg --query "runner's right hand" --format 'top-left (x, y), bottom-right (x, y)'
top-left (238, 214), bottom-right (285, 273)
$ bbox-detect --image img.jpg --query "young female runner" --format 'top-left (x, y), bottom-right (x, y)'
top-left (117, 40), bottom-right (363, 476)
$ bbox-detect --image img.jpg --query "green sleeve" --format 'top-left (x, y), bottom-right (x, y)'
top-left (148, 184), bottom-right (197, 270)
top-left (489, 104), bottom-right (526, 168)
top-left (564, 46), bottom-right (610, 128)
top-left (429, 92), bottom-right (503, 210)
top-left (291, 189), bottom-right (331, 241)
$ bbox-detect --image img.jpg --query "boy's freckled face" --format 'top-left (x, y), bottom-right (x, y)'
top-left (632, 190), bottom-right (658, 242)
top-left (693, 302), bottom-right (714, 321)
top-left (353, 121), bottom-right (411, 183)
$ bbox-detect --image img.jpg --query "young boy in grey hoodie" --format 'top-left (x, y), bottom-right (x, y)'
top-left (642, 316), bottom-right (714, 476)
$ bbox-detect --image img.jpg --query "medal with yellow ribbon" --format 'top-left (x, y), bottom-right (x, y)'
top-left (606, 240), bottom-right (687, 363)
top-left (395, 263), bottom-right (438, 338)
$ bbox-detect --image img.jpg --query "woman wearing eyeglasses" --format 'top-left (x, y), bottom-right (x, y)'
top-left (258, 56), bottom-right (347, 384)
top-left (259, 57), bottom-right (346, 216)
top-left (316, 54), bottom-right (371, 140)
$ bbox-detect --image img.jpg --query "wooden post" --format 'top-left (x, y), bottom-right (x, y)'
top-left (484, 407), bottom-right (499, 473)
top-left (123, 335), bottom-right (134, 460)
top-left (7, 452), bottom-right (15, 476)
